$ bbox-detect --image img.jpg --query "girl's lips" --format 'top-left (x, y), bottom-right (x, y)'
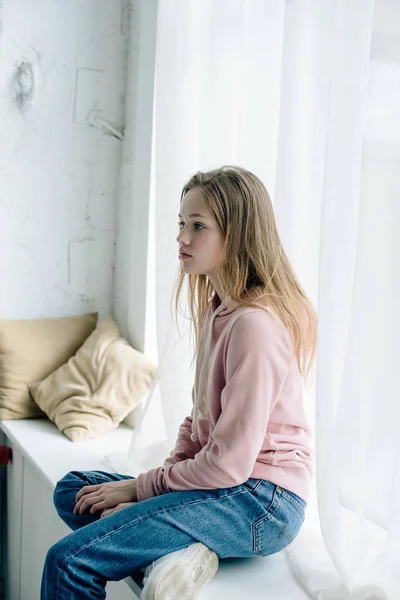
top-left (179, 253), bottom-right (192, 260)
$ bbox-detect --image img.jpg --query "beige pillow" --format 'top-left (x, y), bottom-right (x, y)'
top-left (0, 312), bottom-right (98, 420)
top-left (29, 316), bottom-right (157, 442)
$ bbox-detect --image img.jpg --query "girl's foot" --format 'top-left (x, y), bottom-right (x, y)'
top-left (141, 542), bottom-right (219, 599)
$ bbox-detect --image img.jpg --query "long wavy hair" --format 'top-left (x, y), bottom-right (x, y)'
top-left (172, 165), bottom-right (318, 388)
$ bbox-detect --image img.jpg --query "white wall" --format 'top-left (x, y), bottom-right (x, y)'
top-left (0, 0), bottom-right (131, 321)
top-left (112, 0), bottom-right (158, 363)
top-left (0, 5), bottom-right (132, 593)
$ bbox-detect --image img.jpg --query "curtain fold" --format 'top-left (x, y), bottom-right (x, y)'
top-left (107, 0), bottom-right (400, 597)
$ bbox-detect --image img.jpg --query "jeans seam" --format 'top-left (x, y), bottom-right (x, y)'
top-left (55, 488), bottom-right (247, 598)
top-left (250, 479), bottom-right (264, 494)
top-left (278, 488), bottom-right (305, 520)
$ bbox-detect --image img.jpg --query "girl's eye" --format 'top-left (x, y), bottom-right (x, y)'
top-left (177, 222), bottom-right (204, 231)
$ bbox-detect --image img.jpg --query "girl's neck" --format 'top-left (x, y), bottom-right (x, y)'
top-left (223, 296), bottom-right (240, 309)
top-left (214, 293), bottom-right (240, 310)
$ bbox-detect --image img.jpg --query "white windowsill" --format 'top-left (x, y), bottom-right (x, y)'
top-left (0, 417), bottom-right (312, 600)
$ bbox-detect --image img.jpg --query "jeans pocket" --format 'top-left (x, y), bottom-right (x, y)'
top-left (252, 493), bottom-right (304, 557)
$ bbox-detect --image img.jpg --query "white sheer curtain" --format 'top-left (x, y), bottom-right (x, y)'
top-left (121, 0), bottom-right (400, 598)
top-left (275, 1), bottom-right (400, 599)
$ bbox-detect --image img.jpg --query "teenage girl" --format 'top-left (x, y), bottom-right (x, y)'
top-left (41, 165), bottom-right (317, 599)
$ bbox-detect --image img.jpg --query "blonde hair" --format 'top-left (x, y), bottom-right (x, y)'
top-left (173, 165), bottom-right (318, 388)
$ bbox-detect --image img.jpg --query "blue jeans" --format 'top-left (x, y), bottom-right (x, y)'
top-left (41, 470), bottom-right (306, 599)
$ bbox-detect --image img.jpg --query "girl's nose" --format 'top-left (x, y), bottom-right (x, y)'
top-left (176, 231), bottom-right (189, 245)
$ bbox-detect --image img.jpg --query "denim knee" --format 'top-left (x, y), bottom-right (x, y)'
top-left (44, 534), bottom-right (68, 573)
top-left (53, 471), bottom-right (82, 513)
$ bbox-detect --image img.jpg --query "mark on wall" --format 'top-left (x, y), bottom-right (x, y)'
top-left (121, 0), bottom-right (132, 37)
top-left (13, 62), bottom-right (34, 110)
top-left (9, 45), bottom-right (43, 113)
top-left (73, 68), bottom-right (106, 124)
top-left (68, 237), bottom-right (93, 284)
top-left (87, 109), bottom-right (124, 140)
top-left (67, 234), bottom-right (115, 313)
top-left (84, 188), bottom-right (93, 224)
top-left (73, 67), bottom-right (125, 138)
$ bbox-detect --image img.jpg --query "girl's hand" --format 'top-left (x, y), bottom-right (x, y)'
top-left (100, 502), bottom-right (136, 518)
top-left (73, 479), bottom-right (139, 515)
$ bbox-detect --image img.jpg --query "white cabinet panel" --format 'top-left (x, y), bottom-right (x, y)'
top-left (4, 441), bottom-right (24, 600)
top-left (20, 461), bottom-right (69, 600)
top-left (106, 580), bottom-right (140, 600)
top-left (0, 429), bottom-right (6, 600)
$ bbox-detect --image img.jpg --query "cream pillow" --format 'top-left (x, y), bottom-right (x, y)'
top-left (29, 316), bottom-right (157, 442)
top-left (0, 312), bottom-right (98, 420)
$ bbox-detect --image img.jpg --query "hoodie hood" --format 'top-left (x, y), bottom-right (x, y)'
top-left (190, 294), bottom-right (239, 441)
top-left (210, 293), bottom-right (239, 317)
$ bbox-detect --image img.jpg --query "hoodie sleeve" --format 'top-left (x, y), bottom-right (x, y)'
top-left (136, 311), bottom-right (293, 501)
top-left (162, 389), bottom-right (202, 468)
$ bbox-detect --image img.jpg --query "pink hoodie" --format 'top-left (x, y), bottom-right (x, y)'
top-left (137, 294), bottom-right (315, 503)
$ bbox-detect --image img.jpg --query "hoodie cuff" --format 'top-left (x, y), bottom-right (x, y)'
top-left (136, 467), bottom-right (164, 501)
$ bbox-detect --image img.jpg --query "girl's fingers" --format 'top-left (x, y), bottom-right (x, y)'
top-left (80, 496), bottom-right (116, 515)
top-left (73, 482), bottom-right (138, 516)
top-left (89, 500), bottom-right (108, 514)
top-left (98, 502), bottom-right (137, 519)
top-left (75, 484), bottom-right (101, 502)
top-left (73, 491), bottom-right (103, 515)
top-left (99, 504), bottom-right (124, 518)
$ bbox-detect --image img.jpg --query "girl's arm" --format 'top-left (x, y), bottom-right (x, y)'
top-left (162, 395), bottom-right (202, 467)
top-left (136, 311), bottom-right (294, 501)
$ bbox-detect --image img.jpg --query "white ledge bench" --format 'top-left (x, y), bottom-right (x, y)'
top-left (0, 418), bottom-right (310, 599)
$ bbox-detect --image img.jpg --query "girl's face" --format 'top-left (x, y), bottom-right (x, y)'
top-left (176, 188), bottom-right (225, 276)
